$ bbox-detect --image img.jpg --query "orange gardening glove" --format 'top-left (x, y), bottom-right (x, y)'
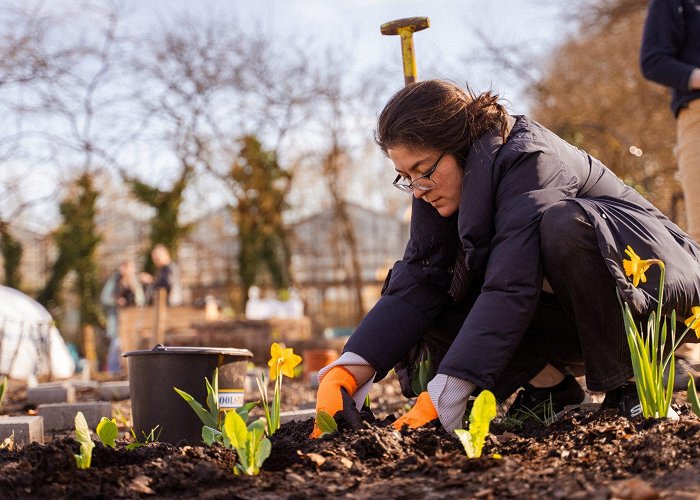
top-left (310, 366), bottom-right (359, 438)
top-left (392, 391), bottom-right (438, 431)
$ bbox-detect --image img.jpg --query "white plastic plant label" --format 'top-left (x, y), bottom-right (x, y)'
top-left (218, 389), bottom-right (245, 409)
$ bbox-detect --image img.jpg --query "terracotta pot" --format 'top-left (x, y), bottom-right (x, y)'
top-left (302, 349), bottom-right (339, 383)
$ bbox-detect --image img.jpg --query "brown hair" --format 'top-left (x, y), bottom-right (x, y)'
top-left (374, 80), bottom-right (509, 165)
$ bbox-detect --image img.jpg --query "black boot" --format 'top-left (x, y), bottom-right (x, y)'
top-left (599, 382), bottom-right (643, 419)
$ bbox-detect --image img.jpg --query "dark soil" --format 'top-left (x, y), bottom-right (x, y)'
top-left (1, 373), bottom-right (698, 498)
top-left (2, 398), bottom-right (700, 498)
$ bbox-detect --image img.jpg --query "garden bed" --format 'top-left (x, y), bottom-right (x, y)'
top-left (2, 377), bottom-right (700, 498)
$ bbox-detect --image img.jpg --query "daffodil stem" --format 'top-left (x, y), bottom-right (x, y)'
top-left (655, 261), bottom-right (665, 331)
top-left (271, 365), bottom-right (282, 434)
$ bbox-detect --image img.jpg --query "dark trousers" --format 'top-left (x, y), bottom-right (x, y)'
top-left (424, 201), bottom-right (635, 399)
top-left (535, 200), bottom-right (634, 393)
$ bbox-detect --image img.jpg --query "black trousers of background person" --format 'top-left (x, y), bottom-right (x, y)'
top-left (419, 200), bottom-right (635, 401)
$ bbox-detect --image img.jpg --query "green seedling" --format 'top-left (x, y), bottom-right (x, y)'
top-left (96, 417), bottom-right (118, 449)
top-left (0, 433), bottom-right (14, 450)
top-left (454, 390), bottom-right (497, 459)
top-left (74, 411), bottom-right (95, 469)
top-left (688, 377), bottom-right (700, 418)
top-left (202, 401), bottom-right (258, 447)
top-left (126, 425), bottom-right (162, 450)
top-left (411, 350), bottom-right (433, 396)
top-left (501, 395), bottom-right (557, 430)
top-left (174, 369), bottom-right (221, 430)
top-left (223, 410), bottom-right (271, 476)
top-left (175, 368), bottom-right (258, 446)
top-left (314, 410), bottom-right (338, 437)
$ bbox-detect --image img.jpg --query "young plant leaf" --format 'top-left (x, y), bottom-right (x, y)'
top-left (467, 390), bottom-right (497, 458)
top-left (223, 411), bottom-right (270, 476)
top-left (202, 425), bottom-right (222, 446)
top-left (255, 435), bottom-right (272, 468)
top-left (74, 411), bottom-right (95, 469)
top-left (235, 401), bottom-right (259, 423)
top-left (0, 433), bottom-right (14, 450)
top-left (96, 417), bottom-right (118, 449)
top-left (223, 408), bottom-right (248, 449)
top-left (455, 390), bottom-right (497, 459)
top-left (205, 369), bottom-right (220, 423)
top-left (411, 350), bottom-right (433, 396)
top-left (454, 428), bottom-right (475, 458)
top-left (315, 410), bottom-right (338, 436)
top-left (688, 376), bottom-right (700, 418)
top-left (174, 386), bottom-right (218, 429)
top-left (126, 425), bottom-right (161, 450)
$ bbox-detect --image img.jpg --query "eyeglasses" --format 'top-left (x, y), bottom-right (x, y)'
top-left (393, 153), bottom-right (445, 193)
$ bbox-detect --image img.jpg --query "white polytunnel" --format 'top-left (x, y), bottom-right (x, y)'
top-left (0, 285), bottom-right (75, 380)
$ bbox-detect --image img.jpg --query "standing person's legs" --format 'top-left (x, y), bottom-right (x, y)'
top-left (677, 99), bottom-right (700, 242)
top-left (539, 201), bottom-right (634, 392)
top-left (676, 99), bottom-right (700, 362)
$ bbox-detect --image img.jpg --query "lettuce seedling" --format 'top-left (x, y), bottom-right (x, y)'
top-left (454, 390), bottom-right (497, 459)
top-left (74, 411), bottom-right (95, 469)
top-left (0, 433), bottom-right (14, 450)
top-left (223, 410), bottom-right (271, 476)
top-left (314, 410), bottom-right (338, 437)
top-left (96, 417), bottom-right (118, 449)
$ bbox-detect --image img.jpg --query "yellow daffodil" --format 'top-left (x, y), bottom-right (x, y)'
top-left (623, 245), bottom-right (654, 287)
top-left (268, 342), bottom-right (302, 381)
top-left (686, 306), bottom-right (700, 339)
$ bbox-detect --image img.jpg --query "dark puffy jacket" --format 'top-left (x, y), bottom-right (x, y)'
top-left (345, 116), bottom-right (700, 390)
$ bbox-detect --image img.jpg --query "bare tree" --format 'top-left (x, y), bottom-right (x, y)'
top-left (462, 0), bottom-right (679, 219)
top-left (528, 3), bottom-right (679, 217)
top-left (0, 1), bottom-right (141, 348)
top-left (308, 55), bottom-right (393, 324)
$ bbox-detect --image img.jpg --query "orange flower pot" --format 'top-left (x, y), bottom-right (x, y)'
top-left (302, 349), bottom-right (339, 383)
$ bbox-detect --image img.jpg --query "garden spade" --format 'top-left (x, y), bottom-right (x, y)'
top-left (380, 16), bottom-right (430, 85)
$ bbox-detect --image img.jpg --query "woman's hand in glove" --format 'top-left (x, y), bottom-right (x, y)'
top-left (392, 391), bottom-right (438, 430)
top-left (310, 366), bottom-right (358, 438)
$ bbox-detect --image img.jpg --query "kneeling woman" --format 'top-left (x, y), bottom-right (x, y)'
top-left (312, 80), bottom-right (700, 435)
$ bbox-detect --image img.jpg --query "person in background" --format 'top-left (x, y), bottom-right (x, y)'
top-left (140, 244), bottom-right (183, 306)
top-left (100, 260), bottom-right (144, 373)
top-left (641, 0), bottom-right (700, 381)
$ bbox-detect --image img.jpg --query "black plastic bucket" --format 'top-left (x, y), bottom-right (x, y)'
top-left (123, 344), bottom-right (253, 445)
